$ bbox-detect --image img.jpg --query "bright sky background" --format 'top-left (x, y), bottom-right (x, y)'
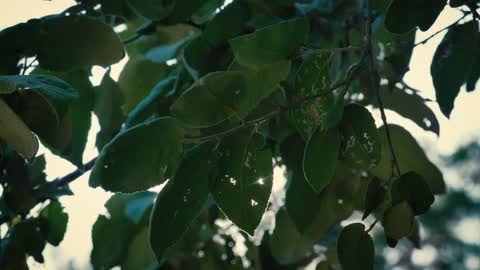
top-left (0, 1), bottom-right (479, 269)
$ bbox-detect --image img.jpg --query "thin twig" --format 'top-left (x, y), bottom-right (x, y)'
top-left (122, 33), bottom-right (142, 45)
top-left (56, 157), bottom-right (97, 186)
top-left (183, 110), bottom-right (281, 144)
top-left (301, 46), bottom-right (363, 54)
top-left (366, 217), bottom-right (379, 233)
top-left (414, 13), bottom-right (468, 46)
top-left (467, 3), bottom-right (480, 21)
top-left (366, 0), bottom-right (401, 177)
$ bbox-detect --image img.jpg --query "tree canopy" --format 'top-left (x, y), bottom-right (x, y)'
top-left (0, 0), bottom-right (479, 269)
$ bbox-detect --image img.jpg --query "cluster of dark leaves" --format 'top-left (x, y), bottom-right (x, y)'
top-left (0, 0), bottom-right (478, 269)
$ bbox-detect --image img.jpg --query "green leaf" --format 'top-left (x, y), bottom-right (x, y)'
top-left (32, 69), bottom-right (94, 167)
top-left (210, 131), bottom-right (273, 235)
top-left (150, 144), bottom-right (213, 261)
top-left (144, 36), bottom-right (191, 63)
top-left (39, 200), bottom-right (68, 246)
top-left (362, 177), bottom-right (386, 220)
top-left (285, 163), bottom-right (357, 238)
top-left (431, 21), bottom-right (479, 117)
top-left (384, 0), bottom-right (446, 34)
top-left (159, 0), bottom-right (206, 25)
top-left (126, 0), bottom-right (176, 20)
top-left (171, 61), bottom-right (290, 127)
top-left (182, 34), bottom-right (233, 80)
top-left (118, 57), bottom-right (170, 113)
top-left (122, 227), bottom-right (158, 270)
top-left (125, 192), bottom-right (156, 224)
top-left (337, 223), bottom-right (374, 270)
top-left (36, 15), bottom-right (125, 71)
top-left (303, 127), bottom-right (340, 193)
top-left (407, 219), bottom-right (421, 248)
top-left (269, 208), bottom-right (314, 265)
top-left (378, 86), bottom-right (439, 135)
top-left (203, 1), bottom-right (250, 47)
top-left (371, 125), bottom-right (446, 194)
top-left (91, 193), bottom-right (146, 269)
top-left (383, 201), bottom-right (414, 240)
top-left (229, 17), bottom-right (308, 67)
top-left (124, 76), bottom-right (176, 128)
top-left (0, 99), bottom-right (39, 159)
top-left (339, 104), bottom-right (382, 171)
top-left (391, 171), bottom-right (435, 215)
top-left (94, 73), bottom-right (126, 150)
top-left (291, 54), bottom-right (337, 140)
top-left (89, 117), bottom-right (184, 193)
top-left (0, 74), bottom-right (77, 119)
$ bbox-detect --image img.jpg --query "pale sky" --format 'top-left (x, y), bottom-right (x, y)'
top-left (0, 1), bottom-right (479, 269)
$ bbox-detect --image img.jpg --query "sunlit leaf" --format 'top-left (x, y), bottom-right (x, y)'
top-left (0, 99), bottom-right (38, 159)
top-left (210, 131), bottom-right (273, 235)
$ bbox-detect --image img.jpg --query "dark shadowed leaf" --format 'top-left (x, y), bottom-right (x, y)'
top-left (391, 171), bottom-right (435, 215)
top-left (379, 86), bottom-right (440, 135)
top-left (431, 21), bottom-right (479, 117)
top-left (383, 202), bottom-right (414, 240)
top-left (89, 117), bottom-right (184, 193)
top-left (337, 223), bottom-right (374, 270)
top-left (362, 177), bottom-right (386, 220)
top-left (91, 193), bottom-right (149, 269)
top-left (93, 73), bottom-right (125, 150)
top-left (31, 69), bottom-right (94, 167)
top-left (384, 0), bottom-right (446, 34)
top-left (150, 144), bottom-right (214, 261)
top-left (229, 17), bottom-right (308, 67)
top-left (303, 127), bottom-right (340, 193)
top-left (39, 200), bottom-right (68, 246)
top-left (36, 15), bottom-right (124, 71)
top-left (126, 0), bottom-right (175, 20)
top-left (339, 104), bottom-right (382, 171)
top-left (269, 209), bottom-right (314, 265)
top-left (0, 75), bottom-right (77, 120)
top-left (371, 125), bottom-right (446, 194)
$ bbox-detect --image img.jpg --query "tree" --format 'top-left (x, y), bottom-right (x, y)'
top-left (0, 0), bottom-right (478, 269)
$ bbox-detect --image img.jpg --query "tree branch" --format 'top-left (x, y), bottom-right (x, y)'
top-left (414, 13), bottom-right (468, 46)
top-left (467, 2), bottom-right (480, 21)
top-left (0, 157), bottom-right (98, 226)
top-left (366, 0), bottom-right (402, 177)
